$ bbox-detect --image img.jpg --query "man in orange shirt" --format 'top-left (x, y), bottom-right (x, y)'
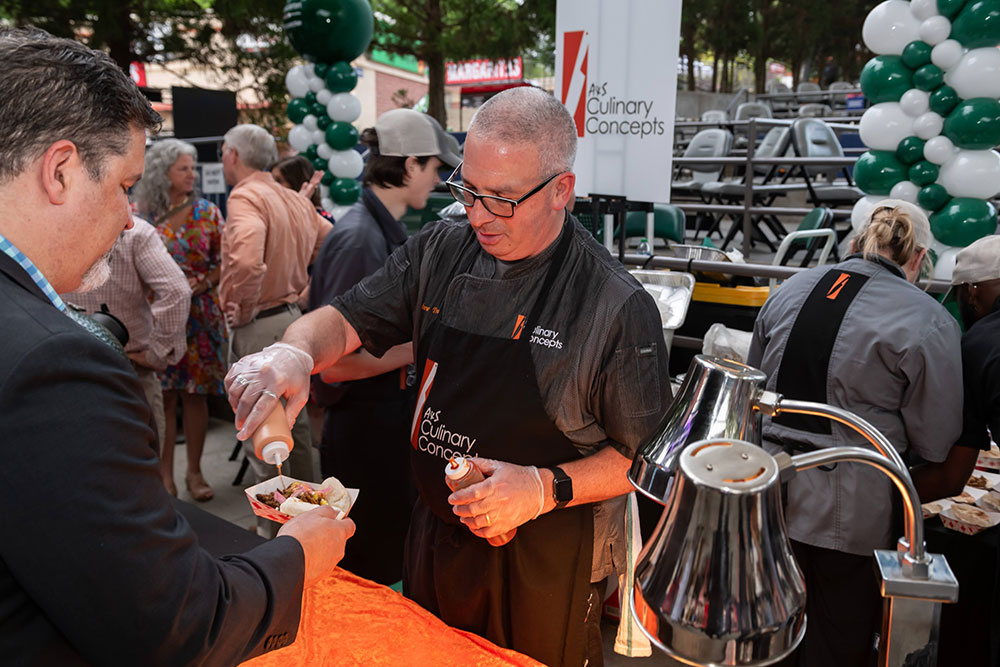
top-left (219, 124), bottom-right (332, 499)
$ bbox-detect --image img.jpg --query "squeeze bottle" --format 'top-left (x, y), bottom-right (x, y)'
top-left (445, 457), bottom-right (516, 547)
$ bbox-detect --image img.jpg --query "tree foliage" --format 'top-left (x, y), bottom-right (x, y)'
top-left (371, 0), bottom-right (555, 126)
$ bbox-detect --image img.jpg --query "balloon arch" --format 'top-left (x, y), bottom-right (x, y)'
top-left (283, 0), bottom-right (374, 217)
top-left (857, 0), bottom-right (1000, 279)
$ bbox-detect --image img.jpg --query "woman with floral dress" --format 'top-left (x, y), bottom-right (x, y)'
top-left (132, 139), bottom-right (226, 501)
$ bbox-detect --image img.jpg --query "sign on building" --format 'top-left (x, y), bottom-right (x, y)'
top-left (445, 58), bottom-right (523, 86)
top-left (556, 0), bottom-right (682, 203)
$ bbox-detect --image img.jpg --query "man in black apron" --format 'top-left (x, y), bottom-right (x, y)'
top-left (227, 87), bottom-right (670, 666)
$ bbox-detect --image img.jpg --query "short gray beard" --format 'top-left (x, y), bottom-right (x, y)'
top-left (76, 234), bottom-right (123, 292)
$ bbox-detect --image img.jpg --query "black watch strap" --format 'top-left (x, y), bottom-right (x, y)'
top-left (548, 466), bottom-right (572, 509)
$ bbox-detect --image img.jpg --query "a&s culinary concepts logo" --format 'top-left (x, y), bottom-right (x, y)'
top-left (410, 359), bottom-right (479, 461)
top-left (561, 30), bottom-right (666, 140)
top-left (512, 314), bottom-right (563, 349)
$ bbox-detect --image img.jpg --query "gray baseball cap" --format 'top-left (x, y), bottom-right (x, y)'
top-left (952, 235), bottom-right (1000, 285)
top-left (374, 109), bottom-right (461, 168)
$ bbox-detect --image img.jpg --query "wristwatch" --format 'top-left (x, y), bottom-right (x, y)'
top-left (548, 466), bottom-right (573, 509)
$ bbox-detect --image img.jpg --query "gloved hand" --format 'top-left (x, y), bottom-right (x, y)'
top-left (225, 342), bottom-right (314, 440)
top-left (448, 458), bottom-right (546, 540)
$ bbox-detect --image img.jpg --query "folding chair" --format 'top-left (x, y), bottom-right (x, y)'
top-left (774, 207), bottom-right (839, 267)
top-left (788, 118), bottom-right (864, 213)
top-left (796, 81), bottom-right (823, 104)
top-left (799, 103), bottom-right (832, 118)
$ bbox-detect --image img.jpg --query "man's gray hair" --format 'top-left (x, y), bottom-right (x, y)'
top-left (469, 87), bottom-right (577, 176)
top-left (224, 124), bottom-right (278, 171)
top-left (130, 139), bottom-right (198, 222)
top-left (0, 27), bottom-right (161, 184)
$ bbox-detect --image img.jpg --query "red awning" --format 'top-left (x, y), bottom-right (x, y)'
top-left (459, 81), bottom-right (533, 96)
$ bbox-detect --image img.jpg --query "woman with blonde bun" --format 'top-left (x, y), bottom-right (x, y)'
top-left (747, 199), bottom-right (963, 667)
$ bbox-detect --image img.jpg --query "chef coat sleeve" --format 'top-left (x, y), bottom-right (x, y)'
top-left (0, 330), bottom-right (304, 666)
top-left (594, 288), bottom-right (672, 458)
top-left (899, 316), bottom-right (963, 463)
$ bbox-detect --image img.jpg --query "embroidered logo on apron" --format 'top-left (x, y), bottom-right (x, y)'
top-left (410, 357), bottom-right (479, 460)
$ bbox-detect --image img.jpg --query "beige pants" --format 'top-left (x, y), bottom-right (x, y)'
top-left (231, 306), bottom-right (318, 535)
top-left (132, 363), bottom-right (165, 450)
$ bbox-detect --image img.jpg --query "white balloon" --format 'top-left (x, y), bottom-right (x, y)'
top-left (308, 75), bottom-right (327, 93)
top-left (331, 205), bottom-right (353, 220)
top-left (931, 39), bottom-right (964, 71)
top-left (909, 0), bottom-right (939, 21)
top-left (320, 184), bottom-right (329, 197)
top-left (931, 246), bottom-right (961, 281)
top-left (937, 149), bottom-right (1000, 199)
top-left (302, 114), bottom-right (319, 132)
top-left (316, 142), bottom-right (334, 160)
top-left (889, 180), bottom-right (920, 203)
top-left (288, 124), bottom-right (312, 152)
top-left (327, 93), bottom-right (362, 123)
top-left (912, 111), bottom-right (944, 139)
top-left (316, 89), bottom-right (333, 105)
top-left (863, 1), bottom-right (922, 55)
top-left (328, 149), bottom-right (364, 179)
top-left (945, 47), bottom-right (1000, 99)
top-left (859, 103), bottom-right (913, 150)
top-left (924, 135), bottom-right (957, 165)
top-left (304, 63), bottom-right (315, 78)
top-left (285, 66), bottom-right (310, 98)
top-left (919, 15), bottom-right (952, 45)
top-left (321, 197), bottom-right (335, 212)
top-left (899, 89), bottom-right (930, 117)
top-left (851, 195), bottom-right (888, 233)
top-left (311, 129), bottom-right (327, 146)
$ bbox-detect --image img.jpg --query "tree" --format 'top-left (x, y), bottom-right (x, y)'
top-left (371, 0), bottom-right (555, 127)
top-left (0, 0), bottom-right (298, 130)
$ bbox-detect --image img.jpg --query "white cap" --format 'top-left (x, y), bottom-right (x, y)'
top-left (375, 109), bottom-right (461, 168)
top-left (260, 441), bottom-right (290, 466)
top-left (445, 456), bottom-right (471, 479)
top-left (862, 199), bottom-right (932, 249)
top-left (952, 235), bottom-right (1000, 285)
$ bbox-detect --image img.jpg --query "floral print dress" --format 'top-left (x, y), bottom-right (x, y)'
top-left (157, 199), bottom-right (227, 395)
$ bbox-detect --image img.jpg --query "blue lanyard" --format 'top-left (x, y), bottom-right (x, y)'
top-left (0, 232), bottom-right (67, 311)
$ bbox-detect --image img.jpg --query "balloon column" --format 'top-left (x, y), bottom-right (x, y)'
top-left (857, 0), bottom-right (1000, 278)
top-left (283, 0), bottom-right (373, 217)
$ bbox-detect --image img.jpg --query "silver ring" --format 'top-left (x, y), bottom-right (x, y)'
top-left (485, 513), bottom-right (491, 527)
top-left (262, 389), bottom-right (278, 400)
top-left (235, 375), bottom-right (249, 386)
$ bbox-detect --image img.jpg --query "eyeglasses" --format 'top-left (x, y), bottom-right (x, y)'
top-left (445, 161), bottom-right (562, 218)
top-left (217, 144), bottom-right (228, 162)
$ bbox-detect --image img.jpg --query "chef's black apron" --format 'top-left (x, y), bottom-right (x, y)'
top-left (403, 228), bottom-right (594, 667)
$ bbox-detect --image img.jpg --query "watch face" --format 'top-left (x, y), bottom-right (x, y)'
top-left (554, 476), bottom-right (572, 501)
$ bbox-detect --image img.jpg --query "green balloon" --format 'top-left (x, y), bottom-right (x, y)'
top-left (286, 97), bottom-right (310, 124)
top-left (944, 97), bottom-right (1000, 149)
top-left (330, 177), bottom-right (361, 205)
top-left (901, 40), bottom-right (933, 69)
top-left (284, 0), bottom-right (374, 63)
top-left (311, 102), bottom-right (328, 118)
top-left (313, 62), bottom-right (330, 78)
top-left (325, 121), bottom-right (359, 150)
top-left (860, 56), bottom-right (914, 104)
top-left (321, 170), bottom-right (335, 186)
top-left (937, 0), bottom-right (968, 18)
top-left (312, 156), bottom-right (328, 172)
top-left (918, 183), bottom-right (952, 211)
top-left (930, 198), bottom-right (998, 246)
top-left (317, 114), bottom-right (332, 130)
top-left (909, 160), bottom-right (940, 186)
top-left (896, 136), bottom-right (927, 165)
top-left (854, 150), bottom-right (907, 195)
top-left (929, 85), bottom-right (960, 116)
top-left (950, 0), bottom-right (1000, 49)
top-left (324, 61), bottom-right (357, 93)
top-left (304, 145), bottom-right (319, 159)
top-left (913, 64), bottom-right (944, 91)
top-left (305, 91), bottom-right (317, 105)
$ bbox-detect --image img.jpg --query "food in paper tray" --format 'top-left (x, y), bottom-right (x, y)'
top-left (976, 491), bottom-right (1000, 513)
top-left (949, 504), bottom-right (994, 527)
top-left (950, 490), bottom-right (976, 504)
top-left (255, 477), bottom-right (352, 516)
top-left (967, 474), bottom-right (992, 489)
top-left (977, 443), bottom-right (1000, 470)
top-left (921, 501), bottom-right (943, 518)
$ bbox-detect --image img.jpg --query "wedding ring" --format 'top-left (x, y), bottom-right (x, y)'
top-left (485, 513), bottom-right (491, 527)
top-left (235, 375), bottom-right (249, 386)
top-left (262, 389), bottom-right (278, 400)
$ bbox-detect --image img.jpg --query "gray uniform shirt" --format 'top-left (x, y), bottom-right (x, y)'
top-left (333, 214), bottom-right (670, 580)
top-left (748, 256), bottom-right (962, 555)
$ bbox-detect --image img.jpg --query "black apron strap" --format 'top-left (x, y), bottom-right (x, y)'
top-left (774, 268), bottom-right (869, 434)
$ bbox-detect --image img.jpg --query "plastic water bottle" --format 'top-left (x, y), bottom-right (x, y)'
top-left (637, 238), bottom-right (652, 256)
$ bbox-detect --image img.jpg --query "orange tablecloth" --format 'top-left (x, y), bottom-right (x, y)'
top-left (241, 568), bottom-right (544, 667)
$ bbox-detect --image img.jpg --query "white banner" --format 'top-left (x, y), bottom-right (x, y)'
top-left (556, 0), bottom-right (681, 203)
top-left (200, 163), bottom-right (227, 194)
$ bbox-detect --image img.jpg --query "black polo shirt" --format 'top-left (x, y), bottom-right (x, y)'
top-left (957, 306), bottom-right (1000, 450)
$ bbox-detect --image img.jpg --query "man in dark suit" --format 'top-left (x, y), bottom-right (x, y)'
top-left (0, 28), bottom-right (354, 665)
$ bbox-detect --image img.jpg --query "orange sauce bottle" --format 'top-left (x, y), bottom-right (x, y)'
top-left (445, 457), bottom-right (516, 547)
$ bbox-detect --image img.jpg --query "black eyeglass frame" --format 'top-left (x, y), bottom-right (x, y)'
top-left (445, 161), bottom-right (563, 218)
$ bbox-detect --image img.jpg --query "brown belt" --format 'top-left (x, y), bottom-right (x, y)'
top-left (256, 303), bottom-right (295, 319)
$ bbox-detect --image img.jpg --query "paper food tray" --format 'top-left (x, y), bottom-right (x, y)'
top-left (246, 475), bottom-right (359, 524)
top-left (976, 444), bottom-right (1000, 471)
top-left (939, 504), bottom-right (1000, 536)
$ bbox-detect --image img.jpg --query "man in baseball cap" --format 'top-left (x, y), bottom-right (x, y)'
top-left (373, 108), bottom-right (461, 168)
